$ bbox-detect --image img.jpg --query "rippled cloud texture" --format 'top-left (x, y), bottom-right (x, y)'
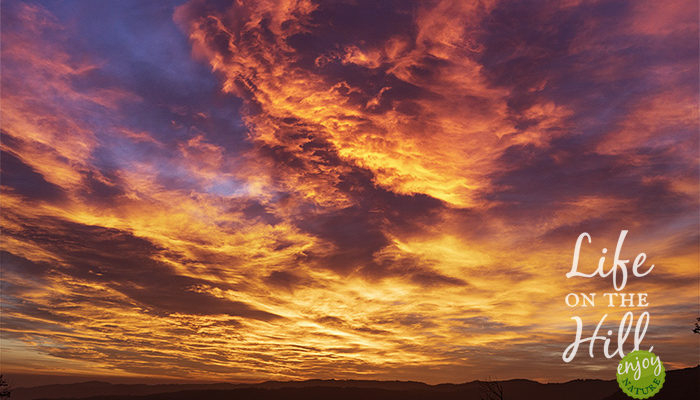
top-left (1, 0), bottom-right (697, 384)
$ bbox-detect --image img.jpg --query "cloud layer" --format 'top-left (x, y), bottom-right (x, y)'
top-left (1, 0), bottom-right (697, 383)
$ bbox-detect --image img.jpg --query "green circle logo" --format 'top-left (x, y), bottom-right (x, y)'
top-left (616, 350), bottom-right (665, 399)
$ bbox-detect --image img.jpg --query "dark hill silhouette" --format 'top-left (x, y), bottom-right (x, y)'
top-left (10, 382), bottom-right (239, 400)
top-left (601, 366), bottom-right (699, 400)
top-left (10, 366), bottom-right (697, 400)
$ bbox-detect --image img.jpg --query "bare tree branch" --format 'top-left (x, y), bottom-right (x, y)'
top-left (479, 379), bottom-right (504, 400)
top-left (0, 375), bottom-right (11, 399)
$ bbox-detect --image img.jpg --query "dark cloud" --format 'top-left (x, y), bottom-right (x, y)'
top-left (265, 270), bottom-right (302, 290)
top-left (476, 0), bottom-right (697, 240)
top-left (299, 205), bottom-right (388, 274)
top-left (240, 200), bottom-right (282, 226)
top-left (78, 169), bottom-right (127, 206)
top-left (316, 315), bottom-right (391, 336)
top-left (0, 149), bottom-right (67, 202)
top-left (488, 139), bottom-right (696, 227)
top-left (3, 215), bottom-right (281, 321)
top-left (479, 0), bottom-right (697, 113)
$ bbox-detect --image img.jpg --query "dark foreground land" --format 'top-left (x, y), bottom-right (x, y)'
top-left (9, 366), bottom-right (698, 400)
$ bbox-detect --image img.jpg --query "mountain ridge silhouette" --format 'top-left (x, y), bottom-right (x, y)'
top-left (10, 366), bottom-right (698, 400)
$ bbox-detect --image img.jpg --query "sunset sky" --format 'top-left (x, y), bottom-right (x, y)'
top-left (1, 0), bottom-right (698, 385)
